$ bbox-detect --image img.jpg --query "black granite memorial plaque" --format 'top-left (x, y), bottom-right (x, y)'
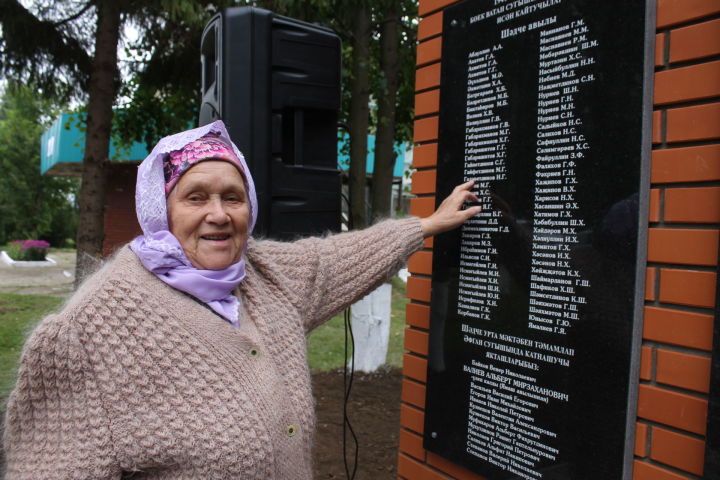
top-left (423, 1), bottom-right (655, 479)
top-left (706, 263), bottom-right (720, 477)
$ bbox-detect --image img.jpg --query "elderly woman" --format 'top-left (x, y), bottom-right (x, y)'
top-left (3, 120), bottom-right (479, 479)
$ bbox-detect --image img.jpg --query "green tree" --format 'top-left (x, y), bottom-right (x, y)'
top-left (347, 0), bottom-right (373, 229)
top-left (1, 0), bottom-right (123, 282)
top-left (117, 0), bottom-right (387, 230)
top-left (250, 0), bottom-right (418, 226)
top-left (114, 1), bottom-right (223, 149)
top-left (371, 0), bottom-right (416, 221)
top-left (0, 0), bottom-right (233, 284)
top-left (1, 0), bottom-right (418, 275)
top-left (0, 83), bottom-right (79, 247)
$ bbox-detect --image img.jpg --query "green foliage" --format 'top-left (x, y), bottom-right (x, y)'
top-left (0, 293), bottom-right (63, 405)
top-left (0, 84), bottom-right (79, 247)
top-left (114, 0), bottom-right (418, 156)
top-left (367, 0), bottom-right (418, 144)
top-left (0, 0), bottom-right (95, 103)
top-left (5, 243), bottom-right (22, 261)
top-left (115, 0), bottom-right (240, 150)
top-left (387, 276), bottom-right (410, 366)
top-left (307, 277), bottom-right (408, 371)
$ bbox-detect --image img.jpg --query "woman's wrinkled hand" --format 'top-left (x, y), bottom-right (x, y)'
top-left (420, 180), bottom-right (482, 238)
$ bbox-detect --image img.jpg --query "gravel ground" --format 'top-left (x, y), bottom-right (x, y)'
top-left (0, 251), bottom-right (76, 297)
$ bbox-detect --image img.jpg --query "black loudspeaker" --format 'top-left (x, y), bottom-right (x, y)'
top-left (199, 7), bottom-right (342, 240)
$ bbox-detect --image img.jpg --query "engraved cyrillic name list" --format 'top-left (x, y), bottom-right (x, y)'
top-left (529, 19), bottom-right (596, 336)
top-left (462, 324), bottom-right (573, 479)
top-left (457, 46), bottom-right (510, 322)
top-left (429, 0), bottom-right (647, 476)
top-left (457, 6), bottom-right (598, 479)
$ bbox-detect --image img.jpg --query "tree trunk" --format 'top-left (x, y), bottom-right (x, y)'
top-left (348, 1), bottom-right (372, 230)
top-left (371, 1), bottom-right (400, 222)
top-left (74, 0), bottom-right (120, 286)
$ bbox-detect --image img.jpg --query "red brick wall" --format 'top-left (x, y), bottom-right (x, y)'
top-left (103, 163), bottom-right (141, 257)
top-left (637, 1), bottom-right (720, 478)
top-left (400, 0), bottom-right (720, 478)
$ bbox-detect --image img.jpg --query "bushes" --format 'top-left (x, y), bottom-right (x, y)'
top-left (6, 240), bottom-right (50, 261)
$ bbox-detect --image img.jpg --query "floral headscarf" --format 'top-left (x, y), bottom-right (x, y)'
top-left (129, 120), bottom-right (258, 327)
top-left (163, 131), bottom-right (245, 195)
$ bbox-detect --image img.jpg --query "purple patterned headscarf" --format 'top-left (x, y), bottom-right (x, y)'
top-left (129, 120), bottom-right (258, 327)
top-left (163, 132), bottom-right (245, 195)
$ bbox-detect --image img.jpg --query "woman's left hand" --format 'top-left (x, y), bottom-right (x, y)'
top-left (420, 180), bottom-right (482, 238)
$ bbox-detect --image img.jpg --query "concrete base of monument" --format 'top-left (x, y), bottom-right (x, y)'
top-left (349, 282), bottom-right (392, 372)
top-left (0, 251), bottom-right (58, 267)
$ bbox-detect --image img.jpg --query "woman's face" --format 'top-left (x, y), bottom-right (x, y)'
top-left (167, 160), bottom-right (250, 270)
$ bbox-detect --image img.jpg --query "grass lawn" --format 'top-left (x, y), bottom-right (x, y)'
top-left (307, 277), bottom-right (408, 371)
top-left (48, 247), bottom-right (77, 253)
top-left (0, 294), bottom-right (63, 404)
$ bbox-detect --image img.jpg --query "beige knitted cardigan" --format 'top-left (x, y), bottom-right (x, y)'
top-left (3, 217), bottom-right (423, 479)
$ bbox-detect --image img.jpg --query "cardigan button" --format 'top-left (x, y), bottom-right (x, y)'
top-left (287, 424), bottom-right (297, 437)
top-left (249, 347), bottom-right (260, 358)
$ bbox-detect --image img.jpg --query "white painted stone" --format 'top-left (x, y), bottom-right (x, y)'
top-left (0, 251), bottom-right (57, 267)
top-left (350, 282), bottom-right (392, 372)
top-left (397, 267), bottom-right (409, 283)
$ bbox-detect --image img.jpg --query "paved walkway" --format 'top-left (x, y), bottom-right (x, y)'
top-left (0, 251), bottom-right (76, 297)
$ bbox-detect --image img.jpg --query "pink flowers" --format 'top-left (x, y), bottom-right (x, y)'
top-left (7, 240), bottom-right (50, 261)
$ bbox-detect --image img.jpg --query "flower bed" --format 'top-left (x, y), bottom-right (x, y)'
top-left (7, 240), bottom-right (50, 261)
top-left (1, 240), bottom-right (56, 267)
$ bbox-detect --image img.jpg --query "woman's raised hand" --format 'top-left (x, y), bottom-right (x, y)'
top-left (420, 180), bottom-right (482, 238)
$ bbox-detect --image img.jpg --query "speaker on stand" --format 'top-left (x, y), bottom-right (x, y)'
top-left (199, 7), bottom-right (342, 240)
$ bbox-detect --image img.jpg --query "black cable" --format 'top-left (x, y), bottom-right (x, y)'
top-left (338, 138), bottom-right (358, 478)
top-left (342, 307), bottom-right (359, 479)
